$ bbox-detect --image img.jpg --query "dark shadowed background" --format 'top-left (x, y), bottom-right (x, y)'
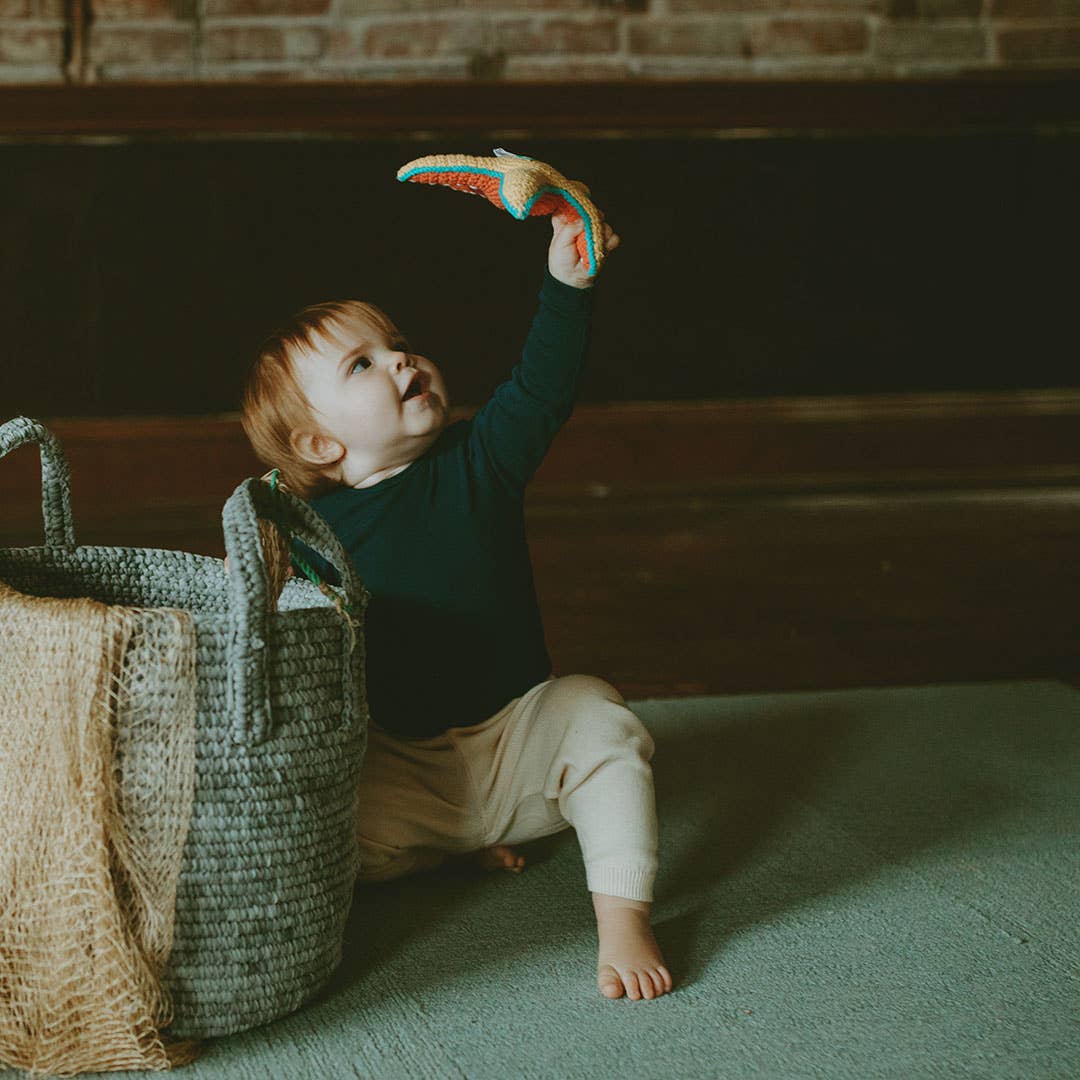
top-left (3, 130), bottom-right (1077, 417)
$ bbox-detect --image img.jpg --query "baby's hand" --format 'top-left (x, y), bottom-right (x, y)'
top-left (548, 211), bottom-right (620, 290)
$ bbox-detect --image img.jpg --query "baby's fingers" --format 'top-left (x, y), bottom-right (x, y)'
top-left (553, 209), bottom-right (583, 233)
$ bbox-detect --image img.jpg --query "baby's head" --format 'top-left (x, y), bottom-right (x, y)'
top-left (241, 299), bottom-right (450, 497)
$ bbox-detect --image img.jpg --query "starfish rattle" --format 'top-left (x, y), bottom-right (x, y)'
top-left (396, 148), bottom-right (608, 278)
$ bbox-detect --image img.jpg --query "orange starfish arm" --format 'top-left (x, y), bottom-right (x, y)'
top-left (396, 149), bottom-right (606, 277)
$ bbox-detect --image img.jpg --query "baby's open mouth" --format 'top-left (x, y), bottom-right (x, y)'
top-left (403, 374), bottom-right (424, 400)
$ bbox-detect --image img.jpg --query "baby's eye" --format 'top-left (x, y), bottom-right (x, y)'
top-left (349, 356), bottom-right (371, 374)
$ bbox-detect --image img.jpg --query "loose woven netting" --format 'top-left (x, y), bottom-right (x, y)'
top-left (0, 578), bottom-right (202, 1075)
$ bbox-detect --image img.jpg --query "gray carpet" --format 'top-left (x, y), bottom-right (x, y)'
top-left (16, 679), bottom-right (1080, 1078)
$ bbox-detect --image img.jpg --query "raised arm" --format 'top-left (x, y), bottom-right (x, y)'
top-left (466, 213), bottom-right (620, 500)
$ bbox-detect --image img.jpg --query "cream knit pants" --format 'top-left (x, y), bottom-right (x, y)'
top-left (354, 674), bottom-right (659, 903)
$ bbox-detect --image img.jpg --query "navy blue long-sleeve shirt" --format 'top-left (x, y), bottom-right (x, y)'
top-left (293, 265), bottom-right (594, 739)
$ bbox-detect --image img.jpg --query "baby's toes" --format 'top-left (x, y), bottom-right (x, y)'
top-left (622, 969), bottom-right (645, 1001)
top-left (489, 844), bottom-right (525, 872)
top-left (598, 964), bottom-right (624, 999)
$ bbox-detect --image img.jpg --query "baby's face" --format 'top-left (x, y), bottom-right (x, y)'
top-left (291, 312), bottom-right (450, 488)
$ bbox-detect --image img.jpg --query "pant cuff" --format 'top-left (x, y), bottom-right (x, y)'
top-left (585, 862), bottom-right (656, 903)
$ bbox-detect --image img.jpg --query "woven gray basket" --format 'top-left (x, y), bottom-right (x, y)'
top-left (0, 416), bottom-right (371, 1040)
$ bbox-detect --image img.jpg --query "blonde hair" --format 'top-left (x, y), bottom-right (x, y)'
top-left (240, 299), bottom-right (404, 500)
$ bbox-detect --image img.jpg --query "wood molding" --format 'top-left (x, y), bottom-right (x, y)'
top-left (3, 391), bottom-right (1077, 695)
top-left (1, 389), bottom-right (1078, 548)
top-left (1, 73), bottom-right (1079, 138)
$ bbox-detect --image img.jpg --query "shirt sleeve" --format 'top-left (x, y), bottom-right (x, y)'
top-left (465, 264), bottom-right (595, 500)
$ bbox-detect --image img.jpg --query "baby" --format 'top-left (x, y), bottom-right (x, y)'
top-left (238, 209), bottom-right (673, 1002)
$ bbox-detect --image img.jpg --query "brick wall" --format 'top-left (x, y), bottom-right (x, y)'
top-left (0, 1), bottom-right (1078, 85)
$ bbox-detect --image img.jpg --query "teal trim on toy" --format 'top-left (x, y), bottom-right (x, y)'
top-left (395, 147), bottom-right (608, 278)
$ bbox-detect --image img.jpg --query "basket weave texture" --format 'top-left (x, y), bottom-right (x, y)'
top-left (0, 416), bottom-right (372, 1041)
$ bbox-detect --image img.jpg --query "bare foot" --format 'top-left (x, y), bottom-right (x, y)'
top-left (592, 892), bottom-right (674, 1001)
top-left (450, 844), bottom-right (526, 874)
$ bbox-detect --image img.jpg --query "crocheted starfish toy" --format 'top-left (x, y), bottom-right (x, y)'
top-left (396, 148), bottom-right (608, 279)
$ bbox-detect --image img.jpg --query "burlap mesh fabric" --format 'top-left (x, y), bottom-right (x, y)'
top-left (0, 578), bottom-right (202, 1075)
top-left (0, 417), bottom-right (371, 1042)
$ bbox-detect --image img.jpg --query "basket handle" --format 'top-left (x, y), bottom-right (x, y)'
top-left (0, 416), bottom-right (76, 550)
top-left (222, 475), bottom-right (370, 747)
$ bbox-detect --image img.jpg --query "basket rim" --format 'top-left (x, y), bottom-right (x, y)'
top-left (0, 543), bottom-right (350, 617)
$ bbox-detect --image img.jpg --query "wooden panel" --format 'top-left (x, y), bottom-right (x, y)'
top-left (533, 487), bottom-right (1080, 697)
top-left (1, 74), bottom-right (1079, 136)
top-left (4, 131), bottom-right (1078, 416)
top-left (2, 391), bottom-right (1079, 547)
top-left (2, 397), bottom-right (1077, 696)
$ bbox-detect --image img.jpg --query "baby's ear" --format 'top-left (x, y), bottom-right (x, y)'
top-left (291, 428), bottom-right (342, 467)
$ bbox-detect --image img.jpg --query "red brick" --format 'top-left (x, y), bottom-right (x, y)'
top-left (505, 56), bottom-right (633, 77)
top-left (201, 57), bottom-right (468, 79)
top-left (331, 0), bottom-right (427, 13)
top-left (671, 0), bottom-right (886, 9)
top-left (627, 18), bottom-right (748, 56)
top-left (204, 24), bottom-right (326, 61)
top-left (489, 16), bottom-right (618, 54)
top-left (667, 0), bottom-right (786, 11)
top-left (93, 63), bottom-right (192, 79)
top-left (204, 0), bottom-right (330, 15)
top-left (751, 17), bottom-right (869, 56)
top-left (0, 64), bottom-right (65, 81)
top-left (886, 0), bottom-right (982, 15)
top-left (349, 17), bottom-right (483, 59)
top-left (467, 0), bottom-right (591, 6)
top-left (874, 23), bottom-right (987, 59)
top-left (337, 0), bottom-right (590, 9)
top-left (997, 23), bottom-right (1080, 60)
top-left (92, 0), bottom-right (192, 18)
top-left (0, 0), bottom-right (64, 15)
top-left (789, 0), bottom-right (887, 9)
top-left (312, 59), bottom-right (470, 80)
top-left (88, 25), bottom-right (193, 65)
top-left (990, 0), bottom-right (1080, 14)
top-left (336, 0), bottom-right (591, 10)
top-left (0, 25), bottom-right (63, 63)
top-left (200, 64), bottom-right (319, 80)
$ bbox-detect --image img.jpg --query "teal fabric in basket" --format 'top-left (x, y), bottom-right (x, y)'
top-left (0, 416), bottom-right (371, 1039)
